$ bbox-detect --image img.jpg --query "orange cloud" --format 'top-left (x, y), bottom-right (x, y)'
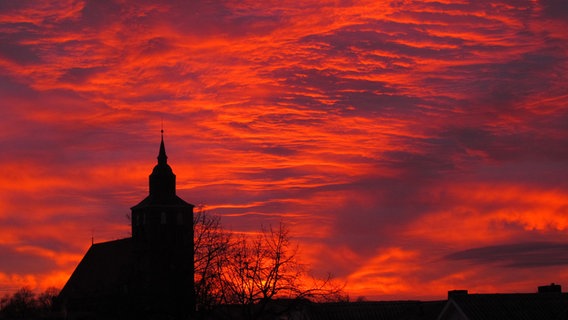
top-left (405, 183), bottom-right (568, 247)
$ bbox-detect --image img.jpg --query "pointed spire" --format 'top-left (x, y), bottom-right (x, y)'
top-left (158, 129), bottom-right (168, 165)
top-left (149, 129), bottom-right (176, 200)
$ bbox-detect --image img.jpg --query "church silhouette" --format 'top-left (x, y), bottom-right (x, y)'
top-left (59, 133), bottom-right (195, 319)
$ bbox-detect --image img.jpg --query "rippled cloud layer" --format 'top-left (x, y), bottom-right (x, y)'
top-left (1, 0), bottom-right (567, 299)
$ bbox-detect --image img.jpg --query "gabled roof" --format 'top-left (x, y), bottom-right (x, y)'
top-left (131, 193), bottom-right (194, 209)
top-left (207, 300), bottom-right (446, 320)
top-left (305, 300), bottom-right (446, 320)
top-left (59, 238), bottom-right (133, 301)
top-left (439, 293), bottom-right (568, 320)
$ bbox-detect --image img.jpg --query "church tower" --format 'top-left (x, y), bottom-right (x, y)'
top-left (130, 131), bottom-right (195, 317)
top-left (59, 132), bottom-right (196, 319)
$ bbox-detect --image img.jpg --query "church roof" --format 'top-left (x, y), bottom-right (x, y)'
top-left (131, 193), bottom-right (193, 208)
top-left (59, 238), bottom-right (132, 301)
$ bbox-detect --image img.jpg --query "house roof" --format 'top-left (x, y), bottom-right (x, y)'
top-left (59, 238), bottom-right (133, 300)
top-left (206, 300), bottom-right (446, 320)
top-left (304, 300), bottom-right (446, 320)
top-left (441, 293), bottom-right (568, 320)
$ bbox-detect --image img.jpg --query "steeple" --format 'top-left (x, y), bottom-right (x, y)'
top-left (149, 130), bottom-right (176, 200)
top-left (158, 129), bottom-right (167, 165)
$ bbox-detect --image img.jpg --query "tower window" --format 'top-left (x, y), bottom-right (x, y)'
top-left (161, 212), bottom-right (166, 225)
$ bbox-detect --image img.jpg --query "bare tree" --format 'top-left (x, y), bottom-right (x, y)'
top-left (193, 206), bottom-right (231, 312)
top-left (37, 287), bottom-right (59, 313)
top-left (220, 223), bottom-right (295, 305)
top-left (218, 222), bottom-right (345, 319)
top-left (0, 287), bottom-right (61, 319)
top-left (192, 209), bottom-right (345, 319)
top-left (0, 287), bottom-right (37, 319)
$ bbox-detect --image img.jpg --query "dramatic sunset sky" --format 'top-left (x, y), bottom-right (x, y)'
top-left (1, 0), bottom-right (567, 300)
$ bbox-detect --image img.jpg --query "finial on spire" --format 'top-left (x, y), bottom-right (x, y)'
top-left (158, 127), bottom-right (168, 164)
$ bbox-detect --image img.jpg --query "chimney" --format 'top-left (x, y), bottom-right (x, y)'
top-left (538, 283), bottom-right (561, 293)
top-left (448, 290), bottom-right (468, 299)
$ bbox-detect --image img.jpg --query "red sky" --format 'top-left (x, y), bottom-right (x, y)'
top-left (1, 0), bottom-right (568, 300)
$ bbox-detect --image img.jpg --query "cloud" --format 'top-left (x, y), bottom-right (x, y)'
top-left (445, 242), bottom-right (568, 268)
top-left (0, 245), bottom-right (58, 274)
top-left (58, 66), bottom-right (109, 84)
top-left (0, 38), bottom-right (42, 65)
top-left (540, 0), bottom-right (568, 20)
